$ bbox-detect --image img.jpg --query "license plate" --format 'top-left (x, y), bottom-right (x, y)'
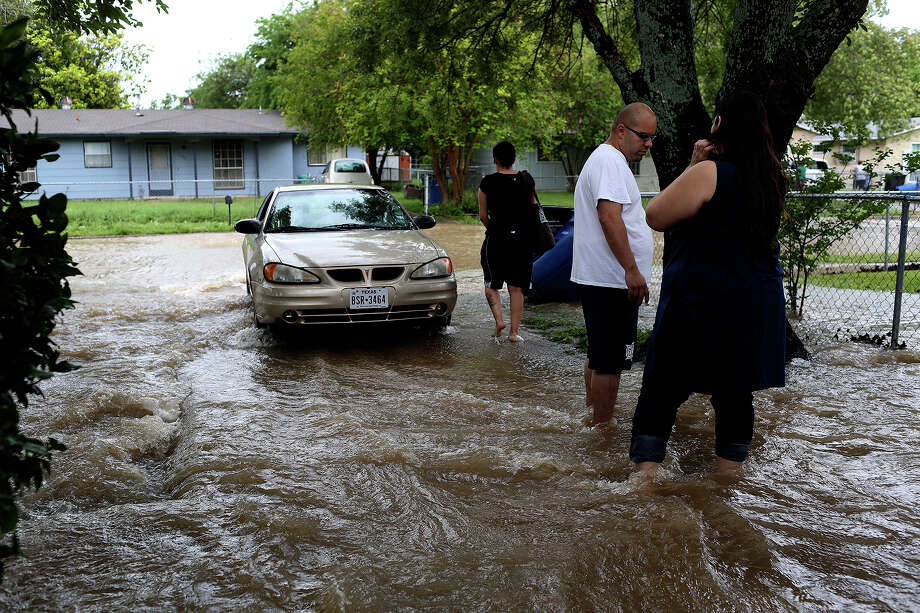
top-left (349, 287), bottom-right (388, 309)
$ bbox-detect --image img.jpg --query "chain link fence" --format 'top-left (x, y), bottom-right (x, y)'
top-left (781, 192), bottom-right (920, 349)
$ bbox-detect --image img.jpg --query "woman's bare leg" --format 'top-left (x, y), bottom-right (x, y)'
top-left (484, 286), bottom-right (506, 336)
top-left (507, 285), bottom-right (523, 341)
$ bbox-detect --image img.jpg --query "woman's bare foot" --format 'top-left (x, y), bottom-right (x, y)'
top-left (508, 333), bottom-right (523, 342)
top-left (491, 321), bottom-right (506, 337)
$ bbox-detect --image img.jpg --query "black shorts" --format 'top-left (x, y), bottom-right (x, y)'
top-left (578, 283), bottom-right (639, 374)
top-left (481, 235), bottom-right (533, 290)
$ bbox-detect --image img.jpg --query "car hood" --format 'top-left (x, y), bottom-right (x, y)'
top-left (263, 229), bottom-right (445, 268)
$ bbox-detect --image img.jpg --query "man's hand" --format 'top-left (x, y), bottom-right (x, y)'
top-left (625, 267), bottom-right (649, 304)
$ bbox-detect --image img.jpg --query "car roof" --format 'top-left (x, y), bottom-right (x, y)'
top-left (275, 183), bottom-right (384, 193)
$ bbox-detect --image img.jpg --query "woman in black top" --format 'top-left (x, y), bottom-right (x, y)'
top-left (478, 141), bottom-right (537, 341)
top-left (631, 90), bottom-right (787, 477)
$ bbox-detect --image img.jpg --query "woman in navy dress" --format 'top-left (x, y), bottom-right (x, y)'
top-left (630, 91), bottom-right (787, 476)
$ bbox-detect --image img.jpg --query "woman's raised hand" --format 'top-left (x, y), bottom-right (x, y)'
top-left (690, 139), bottom-right (715, 166)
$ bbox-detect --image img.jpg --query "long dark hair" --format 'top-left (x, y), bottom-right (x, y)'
top-left (710, 90), bottom-right (786, 251)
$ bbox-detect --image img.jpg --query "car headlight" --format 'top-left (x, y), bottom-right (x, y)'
top-left (263, 263), bottom-right (321, 284)
top-left (410, 257), bottom-right (453, 279)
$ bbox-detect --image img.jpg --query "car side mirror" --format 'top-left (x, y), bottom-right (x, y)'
top-left (413, 215), bottom-right (436, 229)
top-left (234, 218), bottom-right (261, 234)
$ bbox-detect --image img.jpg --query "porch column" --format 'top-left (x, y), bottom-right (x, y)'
top-left (127, 139), bottom-right (134, 200)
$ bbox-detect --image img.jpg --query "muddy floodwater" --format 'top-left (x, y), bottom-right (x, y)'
top-left (2, 224), bottom-right (919, 611)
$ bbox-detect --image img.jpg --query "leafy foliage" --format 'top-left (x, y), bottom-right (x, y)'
top-left (26, 24), bottom-right (149, 108)
top-left (0, 16), bottom-right (80, 579)
top-left (780, 139), bottom-right (887, 315)
top-left (189, 51), bottom-right (257, 109)
top-left (806, 21), bottom-right (920, 134)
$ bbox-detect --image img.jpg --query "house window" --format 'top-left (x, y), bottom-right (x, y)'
top-left (213, 140), bottom-right (244, 189)
top-left (84, 141), bottom-right (112, 168)
top-left (309, 144), bottom-right (328, 165)
top-left (841, 143), bottom-right (856, 154)
top-left (18, 166), bottom-right (37, 183)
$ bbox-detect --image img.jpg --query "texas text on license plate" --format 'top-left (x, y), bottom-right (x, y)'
top-left (349, 287), bottom-right (388, 309)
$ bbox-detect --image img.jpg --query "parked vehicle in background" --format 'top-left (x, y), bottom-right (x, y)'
top-left (234, 184), bottom-right (456, 331)
top-left (804, 158), bottom-right (829, 184)
top-left (321, 158), bottom-right (374, 184)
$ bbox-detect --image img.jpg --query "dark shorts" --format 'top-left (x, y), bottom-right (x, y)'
top-left (578, 283), bottom-right (639, 374)
top-left (481, 235), bottom-right (533, 290)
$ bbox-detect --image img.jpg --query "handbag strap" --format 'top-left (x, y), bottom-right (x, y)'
top-left (519, 170), bottom-right (541, 205)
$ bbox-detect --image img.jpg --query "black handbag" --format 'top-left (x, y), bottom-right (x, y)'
top-left (521, 170), bottom-right (555, 255)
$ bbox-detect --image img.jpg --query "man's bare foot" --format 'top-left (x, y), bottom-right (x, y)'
top-left (491, 321), bottom-right (506, 337)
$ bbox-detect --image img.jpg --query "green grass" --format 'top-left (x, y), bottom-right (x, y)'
top-left (60, 188), bottom-right (574, 237)
top-left (810, 270), bottom-right (920, 293)
top-left (819, 252), bottom-right (920, 264)
top-left (522, 315), bottom-right (652, 355)
top-left (537, 191), bottom-right (575, 207)
top-left (65, 197), bottom-right (264, 236)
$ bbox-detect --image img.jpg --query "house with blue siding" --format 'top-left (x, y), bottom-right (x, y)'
top-left (4, 106), bottom-right (356, 199)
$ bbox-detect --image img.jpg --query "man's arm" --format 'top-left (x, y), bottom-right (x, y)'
top-left (597, 199), bottom-right (649, 304)
top-left (478, 188), bottom-right (488, 228)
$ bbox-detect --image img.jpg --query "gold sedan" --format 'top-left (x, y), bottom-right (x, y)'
top-left (235, 185), bottom-right (457, 331)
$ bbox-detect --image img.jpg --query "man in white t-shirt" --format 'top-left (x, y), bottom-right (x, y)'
top-left (571, 102), bottom-right (656, 429)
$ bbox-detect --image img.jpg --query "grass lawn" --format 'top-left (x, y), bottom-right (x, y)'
top-left (61, 189), bottom-right (577, 237)
top-left (810, 269), bottom-right (920, 293)
top-left (65, 197), bottom-right (265, 236)
top-left (819, 252), bottom-right (920, 264)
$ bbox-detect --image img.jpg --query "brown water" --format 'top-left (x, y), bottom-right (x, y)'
top-left (2, 226), bottom-right (919, 611)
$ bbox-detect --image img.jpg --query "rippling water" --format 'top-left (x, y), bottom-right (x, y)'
top-left (1, 228), bottom-right (918, 611)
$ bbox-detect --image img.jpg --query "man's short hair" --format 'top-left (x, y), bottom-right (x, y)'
top-left (493, 141), bottom-right (516, 168)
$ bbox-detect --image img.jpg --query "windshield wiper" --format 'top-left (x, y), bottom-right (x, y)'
top-left (264, 225), bottom-right (324, 233)
top-left (315, 223), bottom-right (376, 230)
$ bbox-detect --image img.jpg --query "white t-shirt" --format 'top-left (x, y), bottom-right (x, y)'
top-left (570, 144), bottom-right (653, 288)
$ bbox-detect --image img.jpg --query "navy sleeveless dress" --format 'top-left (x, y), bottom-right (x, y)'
top-left (642, 160), bottom-right (785, 394)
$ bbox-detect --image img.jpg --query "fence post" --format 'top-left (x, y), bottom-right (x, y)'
top-left (884, 203), bottom-right (890, 270)
top-left (890, 198), bottom-right (911, 349)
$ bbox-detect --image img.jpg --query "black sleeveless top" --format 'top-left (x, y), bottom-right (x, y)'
top-left (643, 160), bottom-right (786, 393)
top-left (479, 171), bottom-right (535, 238)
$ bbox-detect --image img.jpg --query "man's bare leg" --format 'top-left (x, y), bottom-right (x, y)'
top-left (584, 359), bottom-right (593, 408)
top-left (484, 286), bottom-right (506, 337)
top-left (589, 372), bottom-right (620, 427)
top-left (507, 285), bottom-right (523, 341)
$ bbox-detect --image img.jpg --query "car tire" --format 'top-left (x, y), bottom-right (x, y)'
top-left (426, 314), bottom-right (451, 335)
top-left (252, 304), bottom-right (265, 329)
top-left (245, 270), bottom-right (252, 296)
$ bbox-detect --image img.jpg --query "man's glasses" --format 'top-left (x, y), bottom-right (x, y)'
top-left (624, 125), bottom-right (657, 143)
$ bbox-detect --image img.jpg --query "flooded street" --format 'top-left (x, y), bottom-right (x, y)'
top-left (2, 225), bottom-right (919, 611)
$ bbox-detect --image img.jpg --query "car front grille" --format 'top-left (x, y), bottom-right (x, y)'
top-left (283, 303), bottom-right (440, 325)
top-left (325, 266), bottom-right (406, 284)
top-left (371, 266), bottom-right (405, 281)
top-left (327, 268), bottom-right (364, 283)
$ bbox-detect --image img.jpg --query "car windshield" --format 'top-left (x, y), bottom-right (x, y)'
top-left (264, 189), bottom-right (412, 232)
top-left (334, 160), bottom-right (367, 173)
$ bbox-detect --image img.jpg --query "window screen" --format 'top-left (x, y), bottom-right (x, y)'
top-left (84, 141), bottom-right (112, 168)
top-left (213, 140), bottom-right (243, 189)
